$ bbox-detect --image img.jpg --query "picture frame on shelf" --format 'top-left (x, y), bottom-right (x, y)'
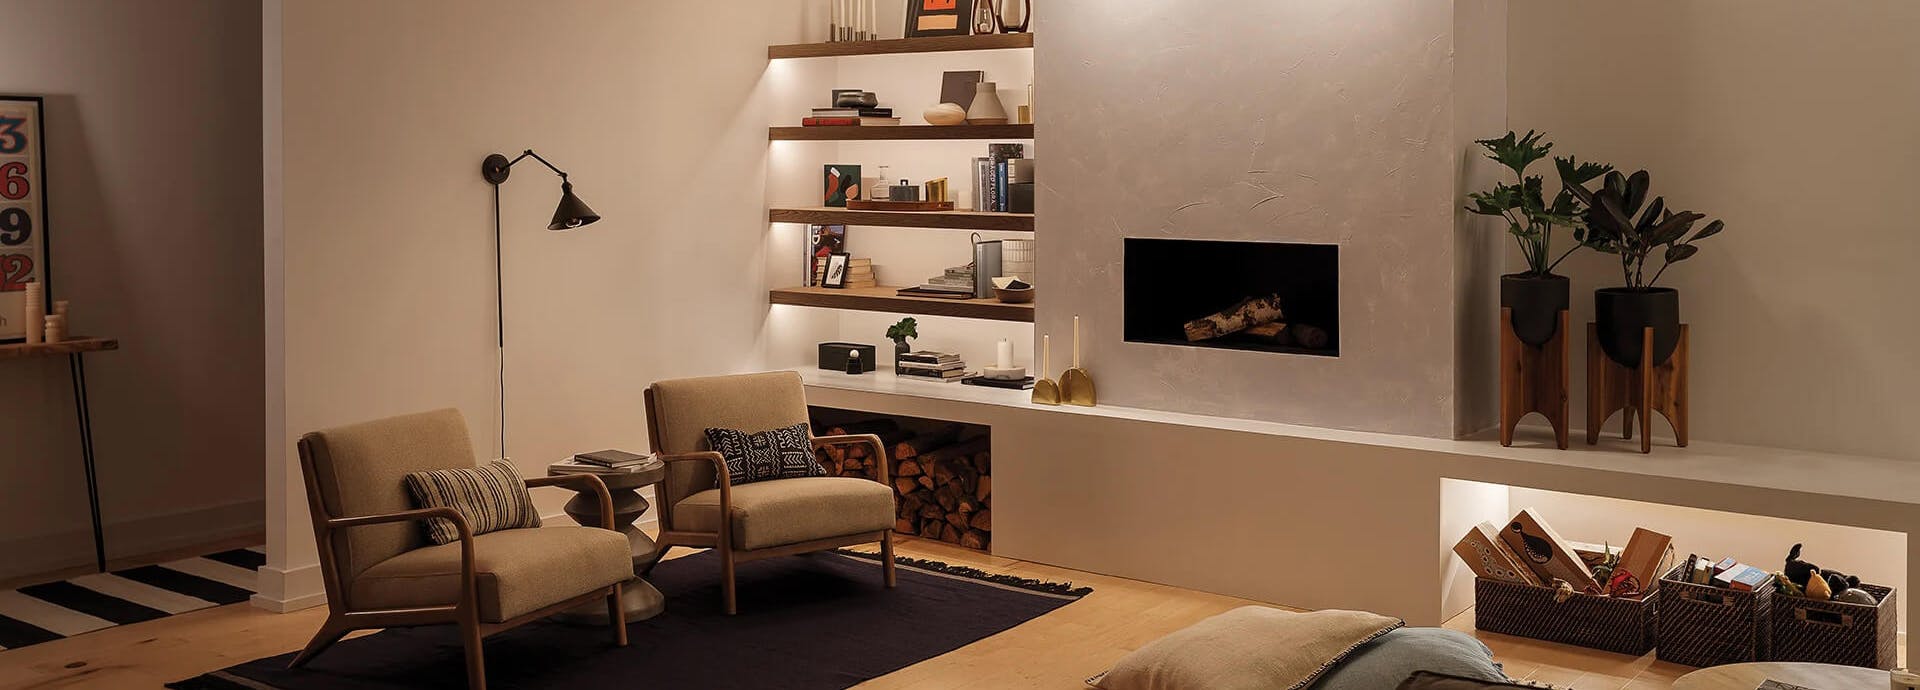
top-left (0, 95), bottom-right (50, 343)
top-left (823, 164), bottom-right (862, 207)
top-left (808, 224), bottom-right (847, 286)
top-left (822, 252), bottom-right (853, 289)
top-left (905, 0), bottom-right (973, 38)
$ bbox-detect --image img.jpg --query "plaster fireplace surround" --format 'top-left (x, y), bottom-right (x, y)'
top-left (1123, 238), bottom-right (1340, 357)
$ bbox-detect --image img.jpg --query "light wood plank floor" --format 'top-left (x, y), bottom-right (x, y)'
top-left (0, 536), bottom-right (1750, 689)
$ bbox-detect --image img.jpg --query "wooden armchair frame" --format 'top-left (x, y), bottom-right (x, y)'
top-left (291, 437), bottom-right (629, 690)
top-left (643, 387), bottom-right (896, 615)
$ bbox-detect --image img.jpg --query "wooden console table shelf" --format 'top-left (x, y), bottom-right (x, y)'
top-left (0, 336), bottom-right (119, 571)
top-left (770, 207), bottom-right (1034, 232)
top-left (770, 124), bottom-right (1034, 141)
top-left (769, 33), bottom-right (1033, 60)
top-left (770, 286), bottom-right (1034, 322)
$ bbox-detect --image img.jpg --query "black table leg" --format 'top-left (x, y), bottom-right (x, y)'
top-left (69, 353), bottom-right (106, 573)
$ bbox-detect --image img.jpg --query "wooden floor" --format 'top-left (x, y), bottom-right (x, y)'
top-left (0, 536), bottom-right (1782, 690)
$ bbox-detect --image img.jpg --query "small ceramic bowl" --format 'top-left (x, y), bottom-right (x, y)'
top-left (993, 286), bottom-right (1035, 304)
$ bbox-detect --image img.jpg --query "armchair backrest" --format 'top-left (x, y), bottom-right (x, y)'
top-left (297, 408), bottom-right (479, 588)
top-left (644, 371), bottom-right (810, 513)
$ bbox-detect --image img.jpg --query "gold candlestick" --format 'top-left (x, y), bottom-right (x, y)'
top-left (1031, 334), bottom-right (1061, 405)
top-left (1061, 315), bottom-right (1096, 406)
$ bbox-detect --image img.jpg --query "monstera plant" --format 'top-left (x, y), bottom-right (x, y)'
top-left (1559, 166), bottom-right (1726, 368)
top-left (1466, 131), bottom-right (1611, 346)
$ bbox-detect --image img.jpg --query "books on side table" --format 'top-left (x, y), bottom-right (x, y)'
top-left (549, 449), bottom-right (660, 475)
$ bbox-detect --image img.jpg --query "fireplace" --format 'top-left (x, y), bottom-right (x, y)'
top-left (1123, 238), bottom-right (1339, 357)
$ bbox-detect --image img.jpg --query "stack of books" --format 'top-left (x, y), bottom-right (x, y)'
top-left (896, 264), bottom-right (974, 299)
top-left (897, 351), bottom-right (969, 382)
top-left (973, 143), bottom-right (1027, 212)
top-left (802, 106), bottom-right (901, 127)
top-left (548, 449), bottom-right (658, 475)
top-left (815, 256), bottom-right (876, 288)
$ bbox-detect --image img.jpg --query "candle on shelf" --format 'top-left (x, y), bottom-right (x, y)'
top-left (1073, 315), bottom-right (1082, 367)
top-left (1041, 334), bottom-right (1051, 376)
top-left (996, 338), bottom-right (1013, 369)
top-left (22, 281), bottom-right (43, 345)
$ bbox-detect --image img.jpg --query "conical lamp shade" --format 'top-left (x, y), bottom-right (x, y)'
top-left (548, 180), bottom-right (600, 230)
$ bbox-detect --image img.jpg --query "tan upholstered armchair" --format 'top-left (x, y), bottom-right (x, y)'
top-left (291, 409), bottom-right (633, 690)
top-left (644, 371), bottom-right (897, 615)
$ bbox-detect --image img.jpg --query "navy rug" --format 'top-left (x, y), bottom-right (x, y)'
top-left (170, 549), bottom-right (1090, 690)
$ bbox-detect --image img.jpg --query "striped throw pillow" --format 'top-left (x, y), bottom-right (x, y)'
top-left (403, 460), bottom-right (542, 545)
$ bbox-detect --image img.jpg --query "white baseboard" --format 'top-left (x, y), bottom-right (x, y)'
top-left (0, 498), bottom-right (264, 581)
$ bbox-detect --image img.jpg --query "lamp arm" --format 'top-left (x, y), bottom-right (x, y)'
top-left (503, 149), bottom-right (570, 179)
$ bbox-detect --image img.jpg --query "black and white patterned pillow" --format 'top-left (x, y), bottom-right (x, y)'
top-left (704, 422), bottom-right (825, 487)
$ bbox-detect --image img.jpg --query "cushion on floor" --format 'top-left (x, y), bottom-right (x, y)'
top-left (1310, 627), bottom-right (1510, 690)
top-left (1090, 606), bottom-right (1404, 690)
top-left (674, 476), bottom-right (895, 550)
top-left (351, 526), bottom-right (631, 623)
top-left (1395, 670), bottom-right (1554, 689)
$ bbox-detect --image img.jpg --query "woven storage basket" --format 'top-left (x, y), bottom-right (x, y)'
top-left (1771, 583), bottom-right (1898, 669)
top-left (1655, 565), bottom-right (1773, 667)
top-left (1475, 578), bottom-right (1656, 655)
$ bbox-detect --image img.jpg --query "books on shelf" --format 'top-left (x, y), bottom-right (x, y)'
top-left (898, 351), bottom-right (961, 364)
top-left (895, 286), bottom-right (976, 299)
top-left (897, 351), bottom-right (968, 381)
top-left (801, 116), bottom-right (901, 127)
top-left (812, 107), bottom-right (894, 118)
top-left (962, 375), bottom-right (1035, 390)
top-left (814, 256), bottom-right (877, 288)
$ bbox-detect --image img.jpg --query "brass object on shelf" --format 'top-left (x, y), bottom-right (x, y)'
top-left (1060, 315), bottom-right (1095, 406)
top-left (1031, 333), bottom-right (1061, 406)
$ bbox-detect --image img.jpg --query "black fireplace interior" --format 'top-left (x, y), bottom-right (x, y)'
top-left (1123, 238), bottom-right (1339, 357)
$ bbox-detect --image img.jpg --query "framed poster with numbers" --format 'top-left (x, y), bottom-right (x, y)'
top-left (0, 95), bottom-right (48, 342)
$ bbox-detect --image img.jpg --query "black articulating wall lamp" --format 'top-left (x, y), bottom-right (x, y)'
top-left (481, 149), bottom-right (600, 456)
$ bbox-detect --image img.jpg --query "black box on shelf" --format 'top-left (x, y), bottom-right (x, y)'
top-left (1008, 183), bottom-right (1034, 214)
top-left (818, 342), bottom-right (877, 372)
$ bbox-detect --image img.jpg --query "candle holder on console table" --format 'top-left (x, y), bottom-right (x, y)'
top-left (1499, 307), bottom-right (1570, 449)
top-left (1586, 323), bottom-right (1689, 454)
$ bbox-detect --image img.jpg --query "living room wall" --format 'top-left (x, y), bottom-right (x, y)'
top-left (261, 0), bottom-right (794, 609)
top-left (0, 0), bottom-right (264, 579)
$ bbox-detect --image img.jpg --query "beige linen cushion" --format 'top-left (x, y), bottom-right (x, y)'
top-left (1090, 606), bottom-right (1404, 690)
top-left (674, 476), bottom-right (894, 550)
top-left (351, 526), bottom-right (631, 623)
top-left (403, 459), bottom-right (542, 544)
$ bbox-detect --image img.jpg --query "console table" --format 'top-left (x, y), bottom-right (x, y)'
top-left (0, 337), bottom-right (119, 572)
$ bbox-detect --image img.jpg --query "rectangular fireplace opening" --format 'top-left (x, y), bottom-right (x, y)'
top-left (1124, 238), bottom-right (1339, 357)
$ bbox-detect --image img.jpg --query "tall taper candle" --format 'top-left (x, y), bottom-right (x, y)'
top-left (1042, 334), bottom-right (1051, 376)
top-left (1073, 315), bottom-right (1082, 367)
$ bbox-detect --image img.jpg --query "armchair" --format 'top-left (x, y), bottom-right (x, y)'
top-left (291, 409), bottom-right (633, 690)
top-left (644, 371), bottom-right (897, 614)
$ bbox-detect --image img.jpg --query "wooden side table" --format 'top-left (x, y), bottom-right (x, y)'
top-left (0, 337), bottom-right (119, 572)
top-left (1673, 661), bottom-right (1889, 689)
top-left (548, 458), bottom-right (668, 623)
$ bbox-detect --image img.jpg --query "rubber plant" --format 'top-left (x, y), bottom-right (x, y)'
top-left (1465, 130), bottom-right (1611, 346)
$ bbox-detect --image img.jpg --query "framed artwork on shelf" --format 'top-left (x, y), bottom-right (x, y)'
top-left (808, 224), bottom-right (847, 286)
top-left (822, 252), bottom-right (852, 289)
top-left (905, 0), bottom-right (973, 38)
top-left (0, 95), bottom-right (49, 343)
top-left (824, 164), bottom-right (862, 207)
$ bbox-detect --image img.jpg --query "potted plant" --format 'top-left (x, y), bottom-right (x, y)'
top-left (885, 317), bottom-right (918, 368)
top-left (1559, 166), bottom-right (1725, 368)
top-left (1466, 131), bottom-right (1611, 346)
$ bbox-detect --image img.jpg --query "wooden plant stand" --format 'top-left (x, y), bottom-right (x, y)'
top-left (1499, 308), bottom-right (1570, 449)
top-left (1586, 323), bottom-right (1689, 454)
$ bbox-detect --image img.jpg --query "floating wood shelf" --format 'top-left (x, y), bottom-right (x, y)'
top-left (0, 337), bottom-right (119, 360)
top-left (770, 286), bottom-right (1034, 322)
top-left (768, 33), bottom-right (1033, 60)
top-left (770, 124), bottom-right (1034, 141)
top-left (770, 207), bottom-right (1034, 232)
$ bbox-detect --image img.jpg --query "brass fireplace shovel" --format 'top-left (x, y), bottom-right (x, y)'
top-left (1031, 334), bottom-right (1062, 405)
top-left (1060, 315), bottom-right (1096, 406)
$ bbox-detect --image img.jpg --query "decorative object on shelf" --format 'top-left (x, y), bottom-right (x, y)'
top-left (871, 164), bottom-right (893, 200)
top-left (924, 102), bottom-right (968, 126)
top-left (1498, 306), bottom-right (1569, 449)
top-left (886, 317), bottom-right (917, 367)
top-left (831, 0), bottom-right (879, 41)
top-left (824, 164), bottom-right (862, 207)
top-left (807, 224), bottom-right (847, 285)
top-left (819, 341), bottom-right (878, 372)
top-left (1585, 321), bottom-right (1688, 454)
top-left (965, 81), bottom-right (1009, 125)
top-left (991, 276), bottom-right (1034, 303)
top-left (1060, 315), bottom-right (1095, 406)
top-left (42, 312), bottom-right (64, 343)
top-left (833, 89), bottom-right (879, 108)
top-left (1018, 81), bottom-right (1034, 124)
top-left (888, 178), bottom-right (921, 201)
top-left (1001, 238), bottom-right (1033, 282)
top-left (1007, 158), bottom-right (1035, 213)
top-left (906, 0), bottom-right (973, 38)
top-left (924, 177), bottom-right (949, 203)
top-left (940, 70), bottom-right (985, 109)
top-left (844, 349), bottom-right (866, 375)
top-left (20, 279), bottom-right (42, 344)
top-left (481, 148), bottom-right (600, 456)
top-left (2, 95), bottom-right (49, 343)
top-left (995, 0), bottom-right (1031, 33)
top-left (1770, 544), bottom-right (1899, 670)
top-left (1465, 131), bottom-right (1609, 348)
top-left (847, 198), bottom-right (956, 211)
top-left (972, 0), bottom-right (999, 34)
top-left (822, 252), bottom-right (853, 288)
top-left (1031, 334), bottom-right (1061, 405)
top-left (1560, 166), bottom-right (1726, 369)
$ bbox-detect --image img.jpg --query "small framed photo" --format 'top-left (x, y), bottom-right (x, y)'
top-left (822, 252), bottom-right (852, 288)
top-left (824, 164), bottom-right (861, 207)
top-left (906, 0), bottom-right (973, 38)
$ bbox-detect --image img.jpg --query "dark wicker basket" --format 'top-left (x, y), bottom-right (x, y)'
top-left (1771, 583), bottom-right (1898, 669)
top-left (1655, 565), bottom-right (1773, 667)
top-left (1474, 578), bottom-right (1656, 655)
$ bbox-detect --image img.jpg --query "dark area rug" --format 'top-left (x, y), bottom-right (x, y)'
top-left (170, 549), bottom-right (1090, 690)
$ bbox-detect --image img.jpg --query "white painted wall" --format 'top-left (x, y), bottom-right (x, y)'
top-left (0, 0), bottom-right (264, 579)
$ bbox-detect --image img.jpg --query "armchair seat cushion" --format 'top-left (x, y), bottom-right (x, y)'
top-left (675, 477), bottom-right (894, 550)
top-left (351, 526), bottom-right (631, 623)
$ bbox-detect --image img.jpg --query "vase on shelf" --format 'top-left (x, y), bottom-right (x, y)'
top-left (891, 338), bottom-right (911, 369)
top-left (1500, 272), bottom-right (1569, 347)
top-left (966, 82), bottom-right (1008, 125)
top-left (996, 0), bottom-right (1030, 33)
top-left (1594, 287), bottom-right (1680, 368)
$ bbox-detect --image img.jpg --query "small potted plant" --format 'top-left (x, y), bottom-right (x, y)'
top-left (885, 317), bottom-right (918, 368)
top-left (1559, 166), bottom-right (1725, 368)
top-left (1466, 131), bottom-right (1611, 346)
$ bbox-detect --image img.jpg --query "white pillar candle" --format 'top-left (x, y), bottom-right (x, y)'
top-left (22, 281), bottom-right (43, 344)
top-left (996, 338), bottom-right (1013, 369)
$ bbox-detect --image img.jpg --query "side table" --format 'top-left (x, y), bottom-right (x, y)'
top-left (548, 458), bottom-right (669, 623)
top-left (1672, 661), bottom-right (1890, 689)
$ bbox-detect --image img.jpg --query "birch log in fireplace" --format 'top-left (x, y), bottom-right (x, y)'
top-left (810, 412), bottom-right (992, 551)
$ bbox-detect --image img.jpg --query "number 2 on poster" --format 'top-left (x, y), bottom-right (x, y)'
top-left (0, 253), bottom-right (31, 291)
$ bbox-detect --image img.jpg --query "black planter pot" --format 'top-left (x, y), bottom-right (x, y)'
top-left (1595, 287), bottom-right (1680, 368)
top-left (1500, 273), bottom-right (1571, 347)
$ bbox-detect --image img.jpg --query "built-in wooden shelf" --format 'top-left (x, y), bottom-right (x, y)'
top-left (768, 33), bottom-right (1034, 60)
top-left (770, 286), bottom-right (1034, 322)
top-left (770, 124), bottom-right (1034, 141)
top-left (0, 337), bottom-right (119, 360)
top-left (770, 207), bottom-right (1034, 232)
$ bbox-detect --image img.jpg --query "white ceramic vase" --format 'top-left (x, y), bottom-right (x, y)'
top-left (966, 82), bottom-right (1009, 125)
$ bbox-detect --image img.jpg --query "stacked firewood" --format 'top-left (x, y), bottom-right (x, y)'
top-left (813, 418), bottom-right (992, 551)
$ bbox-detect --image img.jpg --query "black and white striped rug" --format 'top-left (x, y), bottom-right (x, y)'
top-left (0, 546), bottom-right (263, 651)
